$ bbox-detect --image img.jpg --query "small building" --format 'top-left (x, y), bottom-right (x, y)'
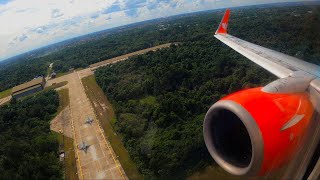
top-left (59, 152), bottom-right (65, 162)
top-left (51, 72), bottom-right (57, 79)
top-left (11, 77), bottom-right (46, 99)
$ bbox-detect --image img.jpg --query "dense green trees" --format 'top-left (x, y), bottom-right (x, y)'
top-left (94, 5), bottom-right (320, 179)
top-left (0, 90), bottom-right (62, 179)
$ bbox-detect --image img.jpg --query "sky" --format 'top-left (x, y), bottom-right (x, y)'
top-left (0, 0), bottom-right (315, 61)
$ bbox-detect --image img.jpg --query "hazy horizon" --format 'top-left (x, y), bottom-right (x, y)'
top-left (0, 0), bottom-right (317, 61)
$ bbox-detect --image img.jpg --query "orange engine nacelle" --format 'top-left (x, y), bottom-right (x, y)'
top-left (203, 87), bottom-right (314, 176)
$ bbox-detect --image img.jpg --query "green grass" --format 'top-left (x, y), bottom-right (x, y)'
top-left (56, 68), bottom-right (84, 78)
top-left (56, 67), bottom-right (83, 78)
top-left (45, 81), bottom-right (68, 91)
top-left (75, 67), bottom-right (84, 71)
top-left (188, 164), bottom-right (284, 180)
top-left (0, 88), bottom-right (11, 99)
top-left (57, 72), bottom-right (71, 78)
top-left (55, 132), bottom-right (79, 180)
top-left (110, 117), bottom-right (117, 126)
top-left (139, 96), bottom-right (157, 106)
top-left (188, 165), bottom-right (246, 180)
top-left (57, 89), bottom-right (70, 114)
top-left (63, 135), bottom-right (79, 180)
top-left (82, 75), bottom-right (143, 180)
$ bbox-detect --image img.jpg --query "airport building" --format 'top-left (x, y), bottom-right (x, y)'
top-left (51, 72), bottom-right (57, 79)
top-left (11, 77), bottom-right (46, 99)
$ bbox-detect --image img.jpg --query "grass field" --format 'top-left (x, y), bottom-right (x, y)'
top-left (57, 88), bottom-right (70, 114)
top-left (57, 68), bottom-right (83, 78)
top-left (82, 75), bottom-right (143, 180)
top-left (45, 81), bottom-right (68, 91)
top-left (55, 88), bottom-right (78, 180)
top-left (56, 132), bottom-right (79, 180)
top-left (188, 165), bottom-right (245, 180)
top-left (139, 96), bottom-right (157, 106)
top-left (0, 88), bottom-right (11, 99)
top-left (57, 71), bottom-right (72, 78)
top-left (188, 163), bottom-right (283, 180)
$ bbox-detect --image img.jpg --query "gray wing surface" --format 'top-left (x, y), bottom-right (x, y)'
top-left (215, 34), bottom-right (320, 78)
top-left (214, 10), bottom-right (320, 109)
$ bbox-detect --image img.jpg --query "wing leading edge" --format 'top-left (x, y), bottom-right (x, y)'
top-left (214, 9), bottom-right (320, 79)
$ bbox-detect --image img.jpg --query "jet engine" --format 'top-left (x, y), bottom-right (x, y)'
top-left (203, 87), bottom-right (314, 176)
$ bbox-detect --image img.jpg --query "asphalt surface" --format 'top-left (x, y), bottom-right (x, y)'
top-left (48, 69), bottom-right (127, 180)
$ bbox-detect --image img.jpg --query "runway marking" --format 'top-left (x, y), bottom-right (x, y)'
top-left (91, 145), bottom-right (98, 160)
top-left (76, 71), bottom-right (126, 180)
top-left (97, 123), bottom-right (126, 180)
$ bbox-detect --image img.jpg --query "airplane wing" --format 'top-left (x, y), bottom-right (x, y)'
top-left (214, 9), bottom-right (320, 79)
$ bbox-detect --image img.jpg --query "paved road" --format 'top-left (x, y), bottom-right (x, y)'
top-left (48, 70), bottom-right (127, 180)
top-left (89, 43), bottom-right (176, 70)
top-left (0, 96), bottom-right (11, 106)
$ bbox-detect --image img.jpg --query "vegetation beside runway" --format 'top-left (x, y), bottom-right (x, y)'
top-left (0, 88), bottom-right (11, 99)
top-left (56, 88), bottom-right (70, 114)
top-left (56, 133), bottom-right (79, 180)
top-left (45, 81), bottom-right (68, 92)
top-left (55, 88), bottom-right (78, 180)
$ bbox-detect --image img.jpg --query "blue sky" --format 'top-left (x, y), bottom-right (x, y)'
top-left (0, 0), bottom-right (314, 60)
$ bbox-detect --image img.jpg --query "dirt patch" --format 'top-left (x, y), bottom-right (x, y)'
top-left (51, 107), bottom-right (73, 138)
top-left (0, 96), bottom-right (11, 106)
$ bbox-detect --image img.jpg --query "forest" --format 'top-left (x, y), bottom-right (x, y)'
top-left (94, 4), bottom-right (320, 179)
top-left (1, 3), bottom-right (320, 92)
top-left (0, 90), bottom-right (62, 179)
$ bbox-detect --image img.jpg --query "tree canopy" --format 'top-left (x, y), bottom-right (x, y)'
top-left (0, 90), bottom-right (62, 179)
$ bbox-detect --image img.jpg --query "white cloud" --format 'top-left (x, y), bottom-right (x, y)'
top-left (51, 9), bottom-right (64, 18)
top-left (18, 34), bottom-right (28, 42)
top-left (35, 27), bottom-right (44, 34)
top-left (0, 0), bottom-right (314, 60)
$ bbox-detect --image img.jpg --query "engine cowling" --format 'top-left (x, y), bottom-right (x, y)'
top-left (203, 87), bottom-right (314, 176)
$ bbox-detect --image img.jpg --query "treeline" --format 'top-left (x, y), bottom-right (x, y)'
top-left (0, 90), bottom-right (62, 179)
top-left (1, 4), bottom-right (320, 92)
top-left (94, 5), bottom-right (320, 179)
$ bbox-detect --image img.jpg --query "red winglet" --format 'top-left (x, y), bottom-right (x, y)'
top-left (215, 9), bottom-right (231, 34)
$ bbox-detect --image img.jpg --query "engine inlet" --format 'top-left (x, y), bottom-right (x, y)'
top-left (203, 100), bottom-right (264, 176)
